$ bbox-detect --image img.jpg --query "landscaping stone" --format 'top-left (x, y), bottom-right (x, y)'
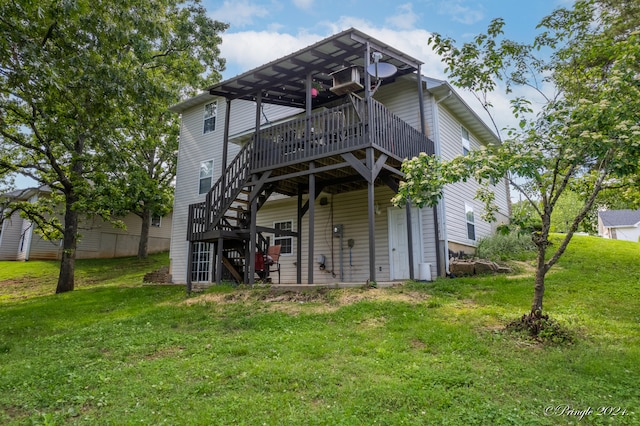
top-left (143, 266), bottom-right (172, 284)
top-left (449, 258), bottom-right (511, 276)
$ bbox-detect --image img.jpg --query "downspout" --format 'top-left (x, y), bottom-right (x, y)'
top-left (417, 72), bottom-right (440, 279)
top-left (433, 88), bottom-right (453, 275)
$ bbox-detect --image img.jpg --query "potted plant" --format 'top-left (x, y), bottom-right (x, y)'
top-left (311, 81), bottom-right (323, 98)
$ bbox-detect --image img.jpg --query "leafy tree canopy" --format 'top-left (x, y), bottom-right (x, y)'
top-left (393, 0), bottom-right (640, 318)
top-left (0, 0), bottom-right (227, 291)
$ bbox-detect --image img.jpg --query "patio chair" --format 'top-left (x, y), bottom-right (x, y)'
top-left (266, 245), bottom-right (281, 284)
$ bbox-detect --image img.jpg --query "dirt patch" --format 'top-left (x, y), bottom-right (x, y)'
top-left (182, 286), bottom-right (430, 315)
top-left (410, 338), bottom-right (427, 349)
top-left (144, 346), bottom-right (185, 361)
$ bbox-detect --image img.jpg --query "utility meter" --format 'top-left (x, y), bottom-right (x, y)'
top-left (333, 224), bottom-right (343, 238)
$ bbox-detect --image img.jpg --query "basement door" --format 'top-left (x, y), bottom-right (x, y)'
top-left (388, 207), bottom-right (422, 280)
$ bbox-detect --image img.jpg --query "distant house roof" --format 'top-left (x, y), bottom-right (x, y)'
top-left (599, 209), bottom-right (640, 228)
top-left (0, 187), bottom-right (40, 201)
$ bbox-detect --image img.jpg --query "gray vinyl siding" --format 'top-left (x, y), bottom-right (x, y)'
top-left (0, 213), bottom-right (24, 260)
top-left (374, 76), bottom-right (436, 145)
top-left (256, 186), bottom-right (438, 284)
top-left (5, 212), bottom-right (173, 261)
top-left (438, 105), bottom-right (509, 247)
top-left (170, 97), bottom-right (301, 283)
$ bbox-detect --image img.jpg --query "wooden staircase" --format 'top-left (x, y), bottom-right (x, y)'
top-left (187, 139), bottom-right (277, 284)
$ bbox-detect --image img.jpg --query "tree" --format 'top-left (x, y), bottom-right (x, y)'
top-left (0, 0), bottom-right (227, 292)
top-left (393, 0), bottom-right (640, 322)
top-left (107, 110), bottom-right (179, 259)
top-left (550, 190), bottom-right (593, 234)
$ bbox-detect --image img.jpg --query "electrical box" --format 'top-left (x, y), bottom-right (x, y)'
top-left (333, 224), bottom-right (343, 238)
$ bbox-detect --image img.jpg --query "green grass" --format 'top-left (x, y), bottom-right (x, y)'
top-left (1, 238), bottom-right (639, 425)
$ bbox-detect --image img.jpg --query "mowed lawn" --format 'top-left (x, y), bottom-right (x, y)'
top-left (0, 236), bottom-right (638, 425)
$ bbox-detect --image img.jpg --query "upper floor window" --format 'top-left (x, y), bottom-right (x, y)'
top-left (465, 203), bottom-right (476, 240)
top-left (199, 159), bottom-right (214, 195)
top-left (461, 127), bottom-right (470, 156)
top-left (274, 220), bottom-right (293, 255)
top-left (151, 214), bottom-right (162, 227)
top-left (203, 101), bottom-right (217, 134)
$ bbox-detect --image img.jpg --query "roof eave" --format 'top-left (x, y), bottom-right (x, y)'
top-left (424, 78), bottom-right (501, 147)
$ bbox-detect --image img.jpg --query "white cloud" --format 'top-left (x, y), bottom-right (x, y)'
top-left (439, 1), bottom-right (484, 25)
top-left (210, 0), bottom-right (270, 28)
top-left (292, 0), bottom-right (314, 10)
top-left (220, 31), bottom-right (321, 75)
top-left (386, 3), bottom-right (420, 30)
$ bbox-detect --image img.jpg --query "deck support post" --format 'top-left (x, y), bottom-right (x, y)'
top-left (215, 98), bottom-right (232, 284)
top-left (406, 199), bottom-right (415, 281)
top-left (215, 238), bottom-right (223, 284)
top-left (308, 162), bottom-right (315, 284)
top-left (297, 185), bottom-right (303, 284)
top-left (366, 148), bottom-right (376, 283)
top-left (186, 242), bottom-right (193, 294)
top-left (249, 184), bottom-right (258, 286)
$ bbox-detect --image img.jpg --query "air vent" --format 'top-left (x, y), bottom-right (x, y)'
top-left (330, 66), bottom-right (363, 95)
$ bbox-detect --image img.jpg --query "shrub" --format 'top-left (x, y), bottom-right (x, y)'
top-left (476, 231), bottom-right (536, 261)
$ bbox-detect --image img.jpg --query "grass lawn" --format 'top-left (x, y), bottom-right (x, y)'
top-left (0, 237), bottom-right (638, 425)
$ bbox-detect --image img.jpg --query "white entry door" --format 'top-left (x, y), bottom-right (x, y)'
top-left (388, 207), bottom-right (422, 280)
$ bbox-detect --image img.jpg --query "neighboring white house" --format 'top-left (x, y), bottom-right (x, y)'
top-left (598, 209), bottom-right (640, 242)
top-left (0, 187), bottom-right (172, 261)
top-left (168, 28), bottom-right (510, 288)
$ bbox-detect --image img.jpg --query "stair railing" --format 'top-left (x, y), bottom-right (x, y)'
top-left (204, 140), bottom-right (254, 232)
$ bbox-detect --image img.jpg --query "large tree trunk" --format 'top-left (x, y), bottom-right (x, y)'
top-left (56, 194), bottom-right (78, 293)
top-left (137, 208), bottom-right (150, 259)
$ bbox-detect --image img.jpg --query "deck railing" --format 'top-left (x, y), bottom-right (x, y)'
top-left (187, 96), bottom-right (434, 241)
top-left (369, 97), bottom-right (435, 158)
top-left (251, 95), bottom-right (433, 172)
top-left (187, 141), bottom-right (253, 241)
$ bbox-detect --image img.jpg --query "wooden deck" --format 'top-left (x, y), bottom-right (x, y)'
top-left (252, 95), bottom-right (433, 173)
top-left (186, 95), bottom-right (434, 243)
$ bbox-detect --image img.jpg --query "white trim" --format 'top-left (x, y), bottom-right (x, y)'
top-left (151, 214), bottom-right (162, 227)
top-left (465, 202), bottom-right (476, 241)
top-left (198, 159), bottom-right (214, 195)
top-left (273, 219), bottom-right (294, 256)
top-left (461, 126), bottom-right (470, 155)
top-left (203, 100), bottom-right (217, 134)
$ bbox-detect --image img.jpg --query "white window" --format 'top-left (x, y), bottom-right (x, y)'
top-left (465, 203), bottom-right (476, 240)
top-left (191, 242), bottom-right (212, 282)
top-left (204, 101), bottom-right (217, 134)
top-left (273, 220), bottom-right (293, 255)
top-left (151, 214), bottom-right (161, 227)
top-left (461, 127), bottom-right (470, 156)
top-left (199, 159), bottom-right (214, 195)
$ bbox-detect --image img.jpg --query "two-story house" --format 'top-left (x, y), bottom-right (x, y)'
top-left (168, 28), bottom-right (510, 290)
